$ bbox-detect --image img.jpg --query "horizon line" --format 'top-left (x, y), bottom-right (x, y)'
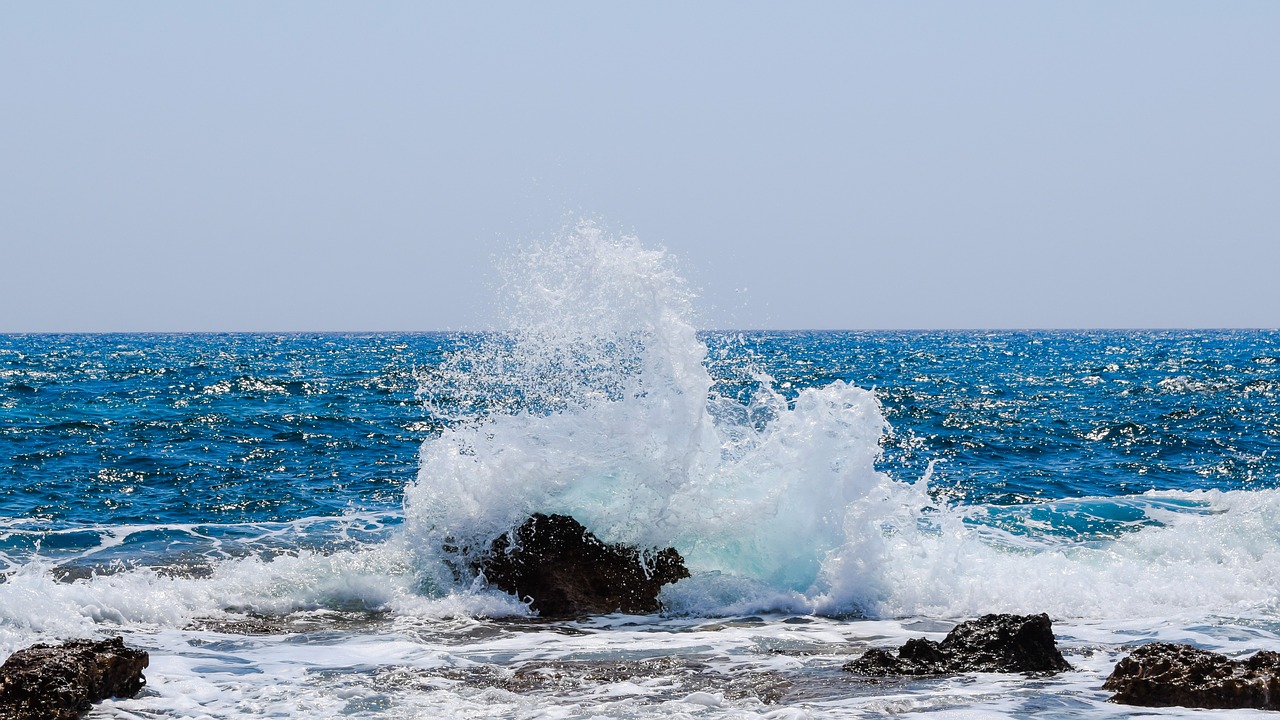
top-left (2, 327), bottom-right (1277, 336)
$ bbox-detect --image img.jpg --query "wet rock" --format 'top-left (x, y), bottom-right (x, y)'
top-left (937, 612), bottom-right (1072, 673)
top-left (844, 613), bottom-right (1071, 676)
top-left (477, 513), bottom-right (690, 618)
top-left (0, 636), bottom-right (148, 720)
top-left (1104, 642), bottom-right (1280, 710)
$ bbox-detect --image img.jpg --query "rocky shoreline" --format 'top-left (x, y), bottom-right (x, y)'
top-left (6, 514), bottom-right (1279, 714)
top-left (9, 622), bottom-right (1280, 714)
top-left (460, 513), bottom-right (1280, 711)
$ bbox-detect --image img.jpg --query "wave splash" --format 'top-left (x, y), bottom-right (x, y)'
top-left (404, 222), bottom-right (921, 613)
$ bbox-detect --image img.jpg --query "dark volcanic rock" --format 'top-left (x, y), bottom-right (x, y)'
top-left (477, 513), bottom-right (690, 618)
top-left (0, 636), bottom-right (148, 720)
top-left (937, 612), bottom-right (1071, 673)
top-left (1104, 642), bottom-right (1280, 710)
top-left (844, 613), bottom-right (1071, 676)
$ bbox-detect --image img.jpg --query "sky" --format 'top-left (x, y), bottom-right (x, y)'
top-left (2, 2), bottom-right (1277, 332)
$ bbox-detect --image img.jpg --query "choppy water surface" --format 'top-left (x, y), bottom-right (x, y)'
top-left (2, 228), bottom-right (1279, 718)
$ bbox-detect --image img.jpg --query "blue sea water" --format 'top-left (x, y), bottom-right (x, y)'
top-left (4, 330), bottom-right (1278, 563)
top-left (2, 229), bottom-right (1280, 718)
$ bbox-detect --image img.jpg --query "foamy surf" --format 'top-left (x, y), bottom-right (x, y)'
top-left (405, 222), bottom-right (905, 613)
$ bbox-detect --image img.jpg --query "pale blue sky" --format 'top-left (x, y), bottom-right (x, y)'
top-left (2, 2), bottom-right (1277, 331)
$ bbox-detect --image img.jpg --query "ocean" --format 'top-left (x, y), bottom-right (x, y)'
top-left (3, 228), bottom-right (1279, 718)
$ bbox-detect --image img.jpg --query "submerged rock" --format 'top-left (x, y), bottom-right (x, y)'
top-left (844, 613), bottom-right (1071, 676)
top-left (477, 513), bottom-right (690, 618)
top-left (0, 636), bottom-right (148, 720)
top-left (1104, 642), bottom-right (1280, 710)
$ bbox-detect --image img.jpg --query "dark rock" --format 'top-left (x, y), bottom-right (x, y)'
top-left (476, 513), bottom-right (689, 618)
top-left (898, 636), bottom-right (953, 671)
top-left (844, 613), bottom-right (1071, 676)
top-left (1104, 642), bottom-right (1280, 710)
top-left (0, 636), bottom-right (148, 720)
top-left (937, 612), bottom-right (1072, 673)
top-left (845, 647), bottom-right (905, 675)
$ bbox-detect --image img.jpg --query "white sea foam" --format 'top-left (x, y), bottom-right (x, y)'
top-left (831, 487), bottom-right (1280, 620)
top-left (91, 612), bottom-right (1280, 719)
top-left (404, 223), bottom-right (897, 607)
top-left (6, 485), bottom-right (1280, 668)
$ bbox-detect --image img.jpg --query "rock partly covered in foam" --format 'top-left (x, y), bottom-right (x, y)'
top-left (844, 613), bottom-right (1071, 676)
top-left (477, 513), bottom-right (690, 618)
top-left (1104, 642), bottom-right (1280, 710)
top-left (0, 637), bottom-right (148, 720)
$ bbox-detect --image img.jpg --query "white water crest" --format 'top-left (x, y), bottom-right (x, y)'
top-left (404, 222), bottom-right (919, 611)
